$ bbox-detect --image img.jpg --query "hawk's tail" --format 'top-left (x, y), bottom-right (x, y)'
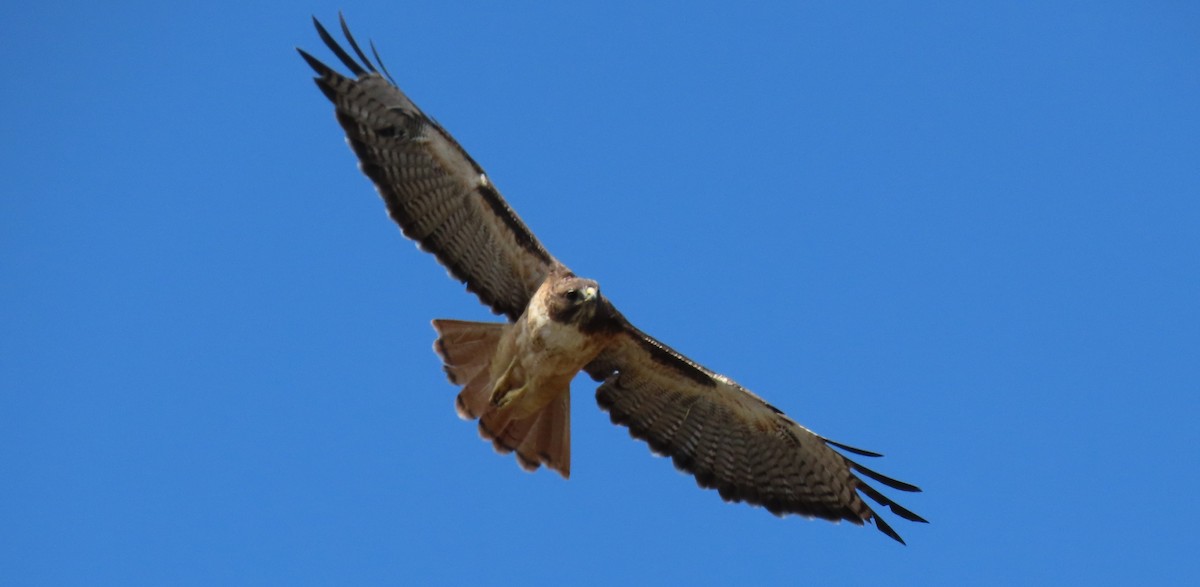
top-left (431, 319), bottom-right (571, 478)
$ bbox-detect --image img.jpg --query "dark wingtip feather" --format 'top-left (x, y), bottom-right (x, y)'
top-left (848, 459), bottom-right (922, 493)
top-left (297, 50), bottom-right (340, 103)
top-left (856, 482), bottom-right (928, 525)
top-left (312, 16), bottom-right (367, 77)
top-left (824, 438), bottom-right (884, 458)
top-left (338, 12), bottom-right (378, 74)
top-left (370, 39), bottom-right (397, 84)
top-left (873, 515), bottom-right (907, 545)
top-left (296, 48), bottom-right (331, 76)
top-left (891, 502), bottom-right (929, 524)
top-left (831, 439), bottom-right (927, 535)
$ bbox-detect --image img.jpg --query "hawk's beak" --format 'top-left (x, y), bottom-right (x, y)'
top-left (583, 286), bottom-right (597, 301)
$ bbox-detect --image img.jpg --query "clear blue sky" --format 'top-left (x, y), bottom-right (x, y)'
top-left (3, 1), bottom-right (1198, 585)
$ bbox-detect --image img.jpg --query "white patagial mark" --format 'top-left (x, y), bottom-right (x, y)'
top-left (479, 173), bottom-right (490, 187)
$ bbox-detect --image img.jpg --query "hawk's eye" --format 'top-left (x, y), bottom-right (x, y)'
top-left (565, 289), bottom-right (581, 303)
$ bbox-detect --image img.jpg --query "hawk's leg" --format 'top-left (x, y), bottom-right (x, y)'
top-left (490, 355), bottom-right (525, 409)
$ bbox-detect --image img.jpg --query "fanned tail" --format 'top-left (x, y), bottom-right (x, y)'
top-left (431, 319), bottom-right (505, 419)
top-left (432, 319), bottom-right (571, 478)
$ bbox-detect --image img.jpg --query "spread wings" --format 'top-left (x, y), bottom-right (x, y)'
top-left (301, 15), bottom-right (925, 543)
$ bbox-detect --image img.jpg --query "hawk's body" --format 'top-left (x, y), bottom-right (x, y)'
top-left (434, 269), bottom-right (618, 476)
top-left (300, 15), bottom-right (927, 543)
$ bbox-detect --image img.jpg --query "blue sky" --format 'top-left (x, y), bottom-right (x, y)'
top-left (3, 1), bottom-right (1198, 585)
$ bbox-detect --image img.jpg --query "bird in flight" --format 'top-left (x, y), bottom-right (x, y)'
top-left (299, 14), bottom-right (926, 543)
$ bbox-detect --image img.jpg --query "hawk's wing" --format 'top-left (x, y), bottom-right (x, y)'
top-left (585, 318), bottom-right (928, 544)
top-left (298, 16), bottom-right (559, 320)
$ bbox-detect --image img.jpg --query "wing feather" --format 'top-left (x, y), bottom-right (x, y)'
top-left (587, 326), bottom-right (927, 544)
top-left (300, 16), bottom-right (559, 320)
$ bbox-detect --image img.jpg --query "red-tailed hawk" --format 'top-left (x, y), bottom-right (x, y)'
top-left (299, 15), bottom-right (926, 543)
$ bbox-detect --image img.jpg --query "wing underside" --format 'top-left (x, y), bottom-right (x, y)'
top-left (299, 16), bottom-right (560, 320)
top-left (586, 325), bottom-right (927, 543)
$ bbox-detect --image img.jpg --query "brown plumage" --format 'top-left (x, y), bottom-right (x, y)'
top-left (300, 14), bottom-right (926, 543)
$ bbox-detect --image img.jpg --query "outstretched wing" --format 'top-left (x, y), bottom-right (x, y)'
top-left (585, 321), bottom-right (927, 544)
top-left (298, 16), bottom-right (560, 320)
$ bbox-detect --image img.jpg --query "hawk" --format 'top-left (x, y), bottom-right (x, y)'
top-left (299, 15), bottom-right (926, 543)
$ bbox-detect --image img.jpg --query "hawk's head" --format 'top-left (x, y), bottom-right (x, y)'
top-left (549, 271), bottom-right (628, 333)
top-left (547, 275), bottom-right (601, 326)
top-left (538, 268), bottom-right (623, 335)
